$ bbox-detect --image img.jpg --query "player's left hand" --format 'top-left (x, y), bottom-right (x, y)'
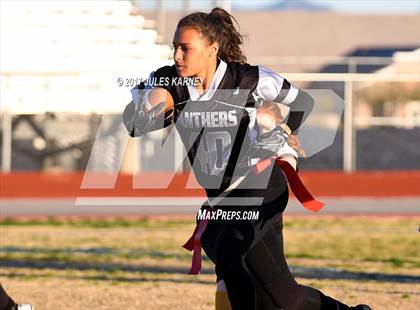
top-left (253, 125), bottom-right (289, 157)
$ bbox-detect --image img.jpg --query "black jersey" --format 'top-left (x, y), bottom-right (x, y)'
top-left (130, 59), bottom-right (305, 196)
top-left (152, 60), bottom-right (259, 195)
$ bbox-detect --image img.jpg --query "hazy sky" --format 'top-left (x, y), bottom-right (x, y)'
top-left (136, 0), bottom-right (420, 13)
top-left (270, 0), bottom-right (419, 13)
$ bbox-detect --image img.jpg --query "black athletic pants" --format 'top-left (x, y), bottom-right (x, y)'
top-left (200, 163), bottom-right (349, 310)
top-left (0, 284), bottom-right (16, 310)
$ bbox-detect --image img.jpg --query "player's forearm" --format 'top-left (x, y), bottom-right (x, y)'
top-left (144, 87), bottom-right (173, 115)
top-left (284, 89), bottom-right (314, 134)
top-left (123, 86), bottom-right (174, 137)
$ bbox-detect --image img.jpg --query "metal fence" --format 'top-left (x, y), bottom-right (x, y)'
top-left (2, 67), bottom-right (418, 173)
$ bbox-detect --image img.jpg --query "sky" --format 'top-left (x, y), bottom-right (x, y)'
top-left (278, 0), bottom-right (419, 13)
top-left (135, 0), bottom-right (420, 14)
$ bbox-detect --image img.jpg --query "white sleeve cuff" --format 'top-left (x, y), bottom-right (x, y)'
top-left (276, 142), bottom-right (298, 160)
top-left (254, 65), bottom-right (299, 106)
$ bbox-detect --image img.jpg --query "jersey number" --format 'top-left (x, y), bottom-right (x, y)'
top-left (189, 131), bottom-right (231, 176)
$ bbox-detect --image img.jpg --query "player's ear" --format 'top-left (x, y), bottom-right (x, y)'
top-left (209, 42), bottom-right (219, 57)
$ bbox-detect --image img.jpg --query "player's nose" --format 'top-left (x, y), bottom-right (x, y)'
top-left (174, 48), bottom-right (183, 62)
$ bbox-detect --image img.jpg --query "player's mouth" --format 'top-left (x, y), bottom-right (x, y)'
top-left (175, 64), bottom-right (187, 76)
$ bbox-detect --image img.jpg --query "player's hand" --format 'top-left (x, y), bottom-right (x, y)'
top-left (287, 134), bottom-right (306, 158)
top-left (254, 125), bottom-right (289, 156)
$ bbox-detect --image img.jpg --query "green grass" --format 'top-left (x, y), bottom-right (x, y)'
top-left (1, 215), bottom-right (418, 276)
top-left (1, 215), bottom-right (419, 309)
top-left (0, 217), bottom-right (192, 228)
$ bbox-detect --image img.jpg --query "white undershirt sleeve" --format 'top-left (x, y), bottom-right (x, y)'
top-left (254, 65), bottom-right (299, 106)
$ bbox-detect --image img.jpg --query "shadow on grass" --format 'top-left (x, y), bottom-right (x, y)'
top-left (1, 258), bottom-right (419, 284)
top-left (1, 246), bottom-right (192, 261)
top-left (290, 265), bottom-right (420, 283)
top-left (0, 269), bottom-right (214, 285)
top-left (0, 258), bottom-right (212, 275)
top-left (351, 287), bottom-right (420, 296)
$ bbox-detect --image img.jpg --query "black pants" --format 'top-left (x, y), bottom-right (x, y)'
top-left (0, 284), bottom-right (16, 310)
top-left (201, 163), bottom-right (323, 310)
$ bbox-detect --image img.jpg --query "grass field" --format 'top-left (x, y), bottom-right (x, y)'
top-left (0, 215), bottom-right (419, 309)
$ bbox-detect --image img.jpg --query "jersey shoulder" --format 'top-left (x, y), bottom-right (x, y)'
top-left (227, 61), bottom-right (259, 76)
top-left (154, 65), bottom-right (178, 79)
top-left (224, 61), bottom-right (259, 91)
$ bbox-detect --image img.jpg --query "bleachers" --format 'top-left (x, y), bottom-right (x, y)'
top-left (0, 0), bottom-right (172, 114)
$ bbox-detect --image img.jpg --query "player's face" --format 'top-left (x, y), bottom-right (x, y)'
top-left (173, 26), bottom-right (216, 77)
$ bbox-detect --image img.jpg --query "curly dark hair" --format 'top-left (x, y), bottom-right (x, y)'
top-left (177, 7), bottom-right (247, 64)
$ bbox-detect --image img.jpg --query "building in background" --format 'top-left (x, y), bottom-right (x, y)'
top-left (1, 1), bottom-right (419, 172)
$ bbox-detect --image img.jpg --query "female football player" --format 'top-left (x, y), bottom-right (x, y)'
top-left (212, 101), bottom-right (304, 310)
top-left (123, 7), bottom-right (372, 310)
